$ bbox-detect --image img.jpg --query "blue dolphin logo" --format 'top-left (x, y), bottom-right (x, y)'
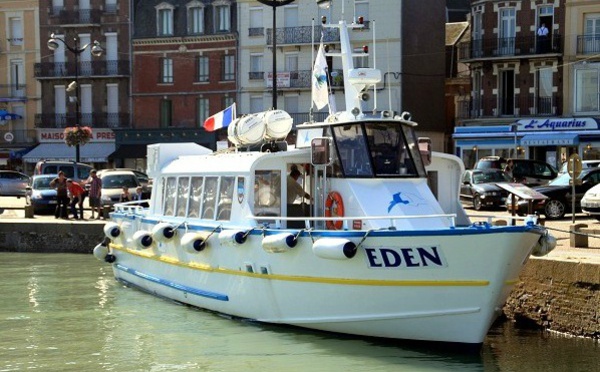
top-left (388, 192), bottom-right (410, 212)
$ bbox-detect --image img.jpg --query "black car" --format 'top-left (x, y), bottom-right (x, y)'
top-left (507, 168), bottom-right (600, 219)
top-left (475, 157), bottom-right (557, 186)
top-left (460, 169), bottom-right (511, 210)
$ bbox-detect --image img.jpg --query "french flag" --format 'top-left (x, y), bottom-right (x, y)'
top-left (203, 103), bottom-right (236, 132)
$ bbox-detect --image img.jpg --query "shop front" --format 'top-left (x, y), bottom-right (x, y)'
top-left (22, 128), bottom-right (116, 173)
top-left (453, 117), bottom-right (600, 170)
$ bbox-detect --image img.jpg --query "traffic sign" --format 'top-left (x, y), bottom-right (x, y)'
top-left (567, 153), bottom-right (582, 178)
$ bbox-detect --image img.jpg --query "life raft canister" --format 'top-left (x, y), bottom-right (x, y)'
top-left (325, 191), bottom-right (344, 230)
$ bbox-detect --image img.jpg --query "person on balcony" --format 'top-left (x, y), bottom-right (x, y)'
top-left (537, 23), bottom-right (549, 53)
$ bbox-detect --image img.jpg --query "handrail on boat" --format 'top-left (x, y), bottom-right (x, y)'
top-left (248, 213), bottom-right (458, 230)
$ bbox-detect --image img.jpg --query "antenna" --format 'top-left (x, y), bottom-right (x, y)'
top-left (387, 39), bottom-right (392, 111)
top-left (372, 20), bottom-right (377, 114)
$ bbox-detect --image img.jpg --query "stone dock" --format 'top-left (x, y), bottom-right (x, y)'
top-left (0, 211), bottom-right (598, 340)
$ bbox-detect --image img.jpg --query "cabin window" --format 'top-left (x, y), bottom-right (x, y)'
top-left (217, 176), bottom-right (234, 220)
top-left (176, 177), bottom-right (190, 217)
top-left (163, 177), bottom-right (177, 216)
top-left (366, 123), bottom-right (416, 176)
top-left (188, 176), bottom-right (203, 218)
top-left (333, 125), bottom-right (373, 177)
top-left (254, 170), bottom-right (281, 217)
top-left (202, 177), bottom-right (218, 219)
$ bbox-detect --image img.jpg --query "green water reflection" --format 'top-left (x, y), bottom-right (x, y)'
top-left (0, 253), bottom-right (597, 372)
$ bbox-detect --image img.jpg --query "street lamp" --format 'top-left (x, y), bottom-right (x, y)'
top-left (257, 0), bottom-right (295, 109)
top-left (47, 33), bottom-right (103, 163)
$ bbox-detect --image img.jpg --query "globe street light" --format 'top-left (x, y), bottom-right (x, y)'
top-left (257, 0), bottom-right (295, 109)
top-left (47, 33), bottom-right (103, 163)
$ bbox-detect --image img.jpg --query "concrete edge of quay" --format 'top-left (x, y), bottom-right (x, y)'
top-left (0, 218), bottom-right (598, 341)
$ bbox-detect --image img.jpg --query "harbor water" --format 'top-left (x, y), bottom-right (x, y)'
top-left (1, 253), bottom-right (598, 372)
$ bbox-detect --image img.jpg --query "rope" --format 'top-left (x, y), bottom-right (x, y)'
top-left (544, 225), bottom-right (600, 240)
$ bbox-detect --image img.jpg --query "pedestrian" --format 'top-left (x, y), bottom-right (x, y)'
top-left (504, 159), bottom-right (514, 181)
top-left (119, 186), bottom-right (131, 203)
top-left (537, 23), bottom-right (549, 52)
top-left (66, 179), bottom-right (86, 220)
top-left (86, 169), bottom-right (103, 219)
top-left (50, 171), bottom-right (69, 219)
top-left (132, 186), bottom-right (143, 201)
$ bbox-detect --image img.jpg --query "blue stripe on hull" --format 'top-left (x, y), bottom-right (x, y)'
top-left (115, 263), bottom-right (229, 301)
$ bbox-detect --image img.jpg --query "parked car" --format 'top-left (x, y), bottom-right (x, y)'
top-left (98, 170), bottom-right (141, 206)
top-left (580, 184), bottom-right (600, 221)
top-left (475, 156), bottom-right (557, 186)
top-left (0, 170), bottom-right (31, 198)
top-left (460, 169), bottom-right (511, 210)
top-left (97, 168), bottom-right (151, 188)
top-left (506, 168), bottom-right (600, 219)
top-left (26, 175), bottom-right (57, 214)
top-left (558, 159), bottom-right (600, 176)
top-left (34, 160), bottom-right (93, 184)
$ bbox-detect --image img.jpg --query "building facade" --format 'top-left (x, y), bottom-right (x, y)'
top-left (31, 0), bottom-right (132, 171)
top-left (452, 0), bottom-right (600, 170)
top-left (0, 0), bottom-right (40, 170)
top-left (126, 0), bottom-right (237, 167)
top-left (237, 0), bottom-right (447, 151)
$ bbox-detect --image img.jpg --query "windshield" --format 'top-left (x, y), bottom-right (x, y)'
top-left (472, 170), bottom-right (511, 184)
top-left (332, 121), bottom-right (425, 178)
top-left (33, 177), bottom-right (53, 189)
top-left (548, 171), bottom-right (587, 186)
top-left (102, 174), bottom-right (139, 189)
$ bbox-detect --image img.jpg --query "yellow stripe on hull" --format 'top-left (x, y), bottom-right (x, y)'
top-left (110, 243), bottom-right (493, 287)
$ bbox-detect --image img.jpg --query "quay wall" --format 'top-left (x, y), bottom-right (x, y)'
top-left (0, 221), bottom-right (598, 339)
top-left (0, 222), bottom-right (103, 253)
top-left (503, 257), bottom-right (600, 339)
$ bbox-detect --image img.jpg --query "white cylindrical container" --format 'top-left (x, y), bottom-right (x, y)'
top-left (312, 238), bottom-right (357, 260)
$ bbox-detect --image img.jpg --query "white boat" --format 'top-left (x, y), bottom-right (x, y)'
top-left (93, 10), bottom-right (556, 346)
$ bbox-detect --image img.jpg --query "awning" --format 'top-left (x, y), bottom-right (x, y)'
top-left (22, 143), bottom-right (115, 163)
top-left (108, 144), bottom-right (147, 159)
top-left (520, 133), bottom-right (579, 146)
top-left (0, 109), bottom-right (22, 121)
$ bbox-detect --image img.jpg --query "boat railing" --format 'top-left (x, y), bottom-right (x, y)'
top-left (113, 200), bottom-right (150, 215)
top-left (248, 213), bottom-right (457, 230)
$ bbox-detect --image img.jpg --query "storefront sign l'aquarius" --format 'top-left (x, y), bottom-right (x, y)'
top-left (516, 118), bottom-right (600, 131)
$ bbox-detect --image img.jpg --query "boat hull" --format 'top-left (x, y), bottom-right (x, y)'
top-left (106, 217), bottom-right (541, 345)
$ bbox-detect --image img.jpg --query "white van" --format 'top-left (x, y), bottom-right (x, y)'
top-left (33, 160), bottom-right (94, 184)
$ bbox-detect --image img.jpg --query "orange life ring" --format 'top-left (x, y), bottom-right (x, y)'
top-left (325, 191), bottom-right (344, 230)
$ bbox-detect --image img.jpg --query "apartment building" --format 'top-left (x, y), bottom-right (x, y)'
top-left (454, 0), bottom-right (599, 170)
top-left (0, 0), bottom-right (40, 170)
top-left (124, 0), bottom-right (238, 166)
top-left (237, 0), bottom-right (447, 150)
top-left (26, 0), bottom-right (131, 170)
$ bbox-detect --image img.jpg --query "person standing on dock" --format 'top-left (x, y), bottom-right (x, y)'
top-left (66, 179), bottom-right (86, 220)
top-left (50, 171), bottom-right (69, 219)
top-left (86, 169), bottom-right (103, 219)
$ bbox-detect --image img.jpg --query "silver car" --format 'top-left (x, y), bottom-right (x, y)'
top-left (0, 170), bottom-right (31, 198)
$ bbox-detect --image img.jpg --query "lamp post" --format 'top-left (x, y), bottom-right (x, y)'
top-left (257, 0), bottom-right (295, 109)
top-left (47, 33), bottom-right (102, 163)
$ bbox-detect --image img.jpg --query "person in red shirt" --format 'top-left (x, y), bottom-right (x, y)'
top-left (66, 179), bottom-right (86, 220)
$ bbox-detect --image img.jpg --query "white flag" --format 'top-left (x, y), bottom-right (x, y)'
top-left (312, 44), bottom-right (329, 109)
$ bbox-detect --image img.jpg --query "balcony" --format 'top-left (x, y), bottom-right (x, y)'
top-left (458, 34), bottom-right (562, 61)
top-left (267, 25), bottom-right (340, 45)
top-left (0, 129), bottom-right (37, 145)
top-left (0, 84), bottom-right (27, 102)
top-left (34, 60), bottom-right (130, 78)
top-left (265, 69), bottom-right (344, 88)
top-left (35, 113), bottom-right (130, 129)
top-left (457, 95), bottom-right (561, 119)
top-left (249, 71), bottom-right (264, 80)
top-left (288, 112), bottom-right (328, 125)
top-left (249, 27), bottom-right (264, 37)
top-left (575, 34), bottom-right (600, 54)
top-left (50, 9), bottom-right (102, 25)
